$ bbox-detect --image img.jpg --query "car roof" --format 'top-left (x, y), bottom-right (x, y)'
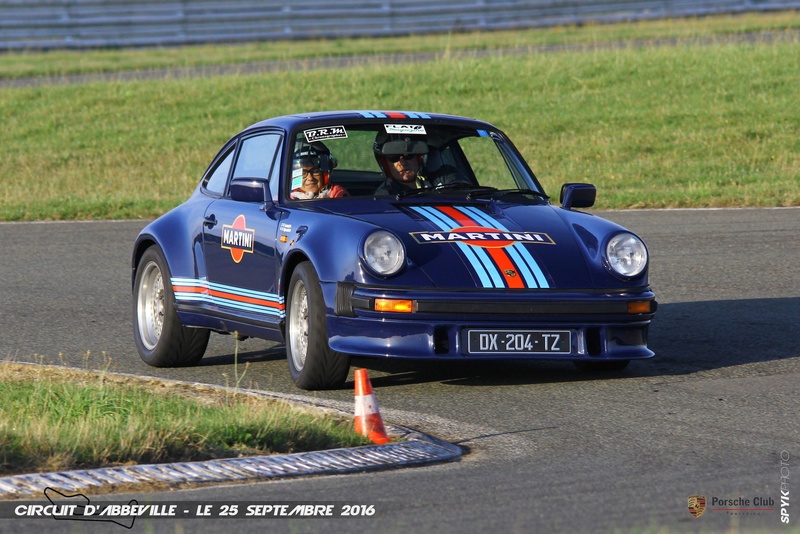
top-left (242, 110), bottom-right (496, 133)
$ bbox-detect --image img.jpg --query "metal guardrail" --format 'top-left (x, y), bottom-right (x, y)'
top-left (1, 1), bottom-right (799, 50)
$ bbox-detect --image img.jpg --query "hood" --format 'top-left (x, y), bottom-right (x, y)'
top-left (319, 199), bottom-right (637, 290)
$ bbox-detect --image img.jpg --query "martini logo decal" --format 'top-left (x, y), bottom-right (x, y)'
top-left (408, 205), bottom-right (552, 289)
top-left (410, 226), bottom-right (554, 247)
top-left (221, 215), bottom-right (255, 263)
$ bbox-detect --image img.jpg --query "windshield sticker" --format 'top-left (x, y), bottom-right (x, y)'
top-left (384, 124), bottom-right (426, 135)
top-left (304, 126), bottom-right (347, 143)
top-left (291, 167), bottom-right (304, 190)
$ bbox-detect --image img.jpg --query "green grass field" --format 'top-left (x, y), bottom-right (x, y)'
top-left (0, 362), bottom-right (369, 478)
top-left (1, 12), bottom-right (799, 221)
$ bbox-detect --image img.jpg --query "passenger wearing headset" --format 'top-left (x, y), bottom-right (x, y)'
top-left (290, 142), bottom-right (349, 199)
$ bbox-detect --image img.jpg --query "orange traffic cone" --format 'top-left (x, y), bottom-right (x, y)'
top-left (354, 368), bottom-right (391, 444)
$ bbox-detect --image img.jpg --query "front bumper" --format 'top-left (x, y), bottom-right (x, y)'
top-left (326, 282), bottom-right (657, 361)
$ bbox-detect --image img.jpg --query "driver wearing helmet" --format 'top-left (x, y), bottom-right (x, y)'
top-left (373, 132), bottom-right (469, 196)
top-left (290, 142), bottom-right (348, 199)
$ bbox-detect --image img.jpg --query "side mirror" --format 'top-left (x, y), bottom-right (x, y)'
top-left (560, 183), bottom-right (596, 210)
top-left (230, 177), bottom-right (270, 203)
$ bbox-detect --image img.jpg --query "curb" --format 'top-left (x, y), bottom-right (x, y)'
top-left (0, 373), bottom-right (462, 499)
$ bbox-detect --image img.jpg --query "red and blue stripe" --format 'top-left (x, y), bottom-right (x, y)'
top-left (358, 111), bottom-right (432, 119)
top-left (171, 278), bottom-right (285, 318)
top-left (409, 205), bottom-right (551, 289)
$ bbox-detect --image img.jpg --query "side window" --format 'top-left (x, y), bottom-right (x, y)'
top-left (202, 148), bottom-right (234, 195)
top-left (232, 133), bottom-right (281, 180)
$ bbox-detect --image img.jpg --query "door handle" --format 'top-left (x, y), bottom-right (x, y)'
top-left (204, 215), bottom-right (217, 228)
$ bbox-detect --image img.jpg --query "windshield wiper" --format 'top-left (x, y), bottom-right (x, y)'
top-left (396, 183), bottom-right (494, 200)
top-left (393, 184), bottom-right (549, 201)
top-left (467, 188), bottom-right (550, 201)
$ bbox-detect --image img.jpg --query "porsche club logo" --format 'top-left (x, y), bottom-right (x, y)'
top-left (410, 225), bottom-right (555, 249)
top-left (221, 214), bottom-right (255, 263)
top-left (688, 495), bottom-right (707, 518)
top-left (503, 269), bottom-right (517, 277)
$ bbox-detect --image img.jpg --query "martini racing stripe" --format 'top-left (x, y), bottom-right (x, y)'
top-left (437, 205), bottom-right (526, 289)
top-left (430, 207), bottom-right (508, 288)
top-left (171, 277), bottom-right (285, 318)
top-left (410, 205), bottom-right (499, 288)
top-left (458, 205), bottom-right (550, 289)
top-left (358, 110), bottom-right (431, 119)
top-left (409, 205), bottom-right (550, 289)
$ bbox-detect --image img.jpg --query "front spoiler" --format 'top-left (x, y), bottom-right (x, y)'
top-left (327, 282), bottom-right (656, 361)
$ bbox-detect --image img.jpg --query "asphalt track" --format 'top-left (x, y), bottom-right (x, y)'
top-left (1, 207), bottom-right (798, 533)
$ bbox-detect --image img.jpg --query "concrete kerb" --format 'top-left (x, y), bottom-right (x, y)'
top-left (0, 369), bottom-right (462, 499)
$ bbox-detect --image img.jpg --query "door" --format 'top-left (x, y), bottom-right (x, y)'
top-left (201, 132), bottom-right (285, 328)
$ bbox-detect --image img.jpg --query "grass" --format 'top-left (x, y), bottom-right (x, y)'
top-left (0, 362), bottom-right (370, 478)
top-left (0, 12), bottom-right (799, 220)
top-left (2, 38), bottom-right (799, 218)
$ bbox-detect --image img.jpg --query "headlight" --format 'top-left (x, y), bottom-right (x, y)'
top-left (362, 230), bottom-right (406, 276)
top-left (605, 232), bottom-right (648, 278)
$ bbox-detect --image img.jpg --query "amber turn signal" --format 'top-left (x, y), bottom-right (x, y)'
top-left (374, 298), bottom-right (415, 313)
top-left (627, 301), bottom-right (653, 314)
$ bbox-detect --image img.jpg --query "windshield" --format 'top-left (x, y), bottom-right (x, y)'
top-left (286, 123), bottom-right (543, 200)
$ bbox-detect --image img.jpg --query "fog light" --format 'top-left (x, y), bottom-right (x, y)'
top-left (627, 301), bottom-right (652, 314)
top-left (374, 298), bottom-right (415, 313)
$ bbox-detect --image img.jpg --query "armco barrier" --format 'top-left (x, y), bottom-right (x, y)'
top-left (1, 0), bottom-right (799, 50)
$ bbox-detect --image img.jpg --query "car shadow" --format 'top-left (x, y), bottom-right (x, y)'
top-left (353, 297), bottom-right (800, 388)
top-left (197, 345), bottom-right (285, 367)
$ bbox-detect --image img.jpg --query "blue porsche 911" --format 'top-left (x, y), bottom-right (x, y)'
top-left (132, 110), bottom-right (656, 390)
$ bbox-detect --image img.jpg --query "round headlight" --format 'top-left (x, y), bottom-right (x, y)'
top-left (605, 232), bottom-right (648, 278)
top-left (363, 230), bottom-right (406, 276)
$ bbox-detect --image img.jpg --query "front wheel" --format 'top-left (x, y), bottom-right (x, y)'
top-left (286, 262), bottom-right (350, 390)
top-left (133, 246), bottom-right (209, 367)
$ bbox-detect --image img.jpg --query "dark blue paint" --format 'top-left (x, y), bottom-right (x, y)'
top-left (133, 111), bottom-right (656, 363)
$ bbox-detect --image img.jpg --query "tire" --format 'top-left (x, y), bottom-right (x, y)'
top-left (573, 360), bottom-right (630, 372)
top-left (286, 261), bottom-right (350, 390)
top-left (133, 246), bottom-right (209, 367)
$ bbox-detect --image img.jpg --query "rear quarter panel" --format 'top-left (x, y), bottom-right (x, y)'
top-left (132, 193), bottom-right (210, 286)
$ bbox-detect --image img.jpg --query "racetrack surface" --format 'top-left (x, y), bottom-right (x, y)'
top-left (1, 207), bottom-right (798, 532)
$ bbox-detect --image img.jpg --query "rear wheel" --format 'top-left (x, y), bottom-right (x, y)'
top-left (133, 246), bottom-right (209, 367)
top-left (286, 261), bottom-right (350, 390)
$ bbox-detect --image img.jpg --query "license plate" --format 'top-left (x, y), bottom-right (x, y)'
top-left (466, 329), bottom-right (571, 354)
